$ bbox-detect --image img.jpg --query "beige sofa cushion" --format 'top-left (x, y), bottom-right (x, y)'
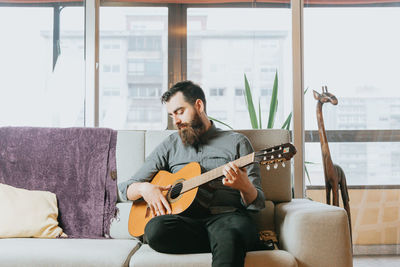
top-left (275, 199), bottom-right (353, 267)
top-left (0, 238), bottom-right (140, 267)
top-left (130, 244), bottom-right (297, 267)
top-left (0, 183), bottom-right (65, 238)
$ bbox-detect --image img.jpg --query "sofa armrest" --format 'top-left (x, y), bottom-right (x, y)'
top-left (275, 199), bottom-right (352, 267)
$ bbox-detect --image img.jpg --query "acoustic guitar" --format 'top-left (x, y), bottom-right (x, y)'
top-left (128, 143), bottom-right (296, 237)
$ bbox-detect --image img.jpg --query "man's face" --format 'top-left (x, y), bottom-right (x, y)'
top-left (166, 92), bottom-right (205, 146)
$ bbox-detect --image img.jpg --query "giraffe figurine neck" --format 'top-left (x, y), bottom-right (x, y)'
top-left (316, 101), bottom-right (334, 166)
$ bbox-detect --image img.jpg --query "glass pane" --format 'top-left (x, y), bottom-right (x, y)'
top-left (99, 7), bottom-right (168, 130)
top-left (304, 8), bottom-right (400, 131)
top-left (306, 142), bottom-right (400, 186)
top-left (187, 8), bottom-right (292, 130)
top-left (304, 6), bottom-right (400, 184)
top-left (0, 5), bottom-right (85, 127)
top-left (304, 4), bottom-right (400, 254)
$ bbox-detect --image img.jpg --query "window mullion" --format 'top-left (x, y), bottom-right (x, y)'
top-left (85, 0), bottom-right (100, 127)
top-left (292, 0), bottom-right (305, 198)
top-left (167, 4), bottom-right (187, 130)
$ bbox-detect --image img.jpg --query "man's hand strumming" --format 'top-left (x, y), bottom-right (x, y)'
top-left (139, 183), bottom-right (172, 216)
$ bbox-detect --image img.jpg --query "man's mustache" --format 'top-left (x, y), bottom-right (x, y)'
top-left (178, 123), bottom-right (189, 130)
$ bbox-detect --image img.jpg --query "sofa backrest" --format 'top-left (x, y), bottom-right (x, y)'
top-left (116, 129), bottom-right (292, 203)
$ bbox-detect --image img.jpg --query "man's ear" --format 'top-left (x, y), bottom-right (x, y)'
top-left (195, 99), bottom-right (205, 113)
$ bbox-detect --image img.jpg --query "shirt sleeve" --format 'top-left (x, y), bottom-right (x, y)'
top-left (117, 135), bottom-right (171, 201)
top-left (236, 135), bottom-right (266, 211)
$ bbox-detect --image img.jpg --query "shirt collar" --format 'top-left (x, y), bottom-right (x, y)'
top-left (199, 120), bottom-right (219, 143)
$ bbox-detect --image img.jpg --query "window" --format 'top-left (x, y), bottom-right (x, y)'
top-left (304, 3), bottom-right (400, 251)
top-left (304, 7), bottom-right (400, 186)
top-left (128, 36), bottom-right (162, 51)
top-left (103, 65), bottom-right (111, 72)
top-left (210, 88), bottom-right (226, 97)
top-left (0, 6), bottom-right (85, 127)
top-left (127, 107), bottom-right (162, 123)
top-left (102, 87), bottom-right (120, 97)
top-left (128, 84), bottom-right (161, 98)
top-left (99, 7), bottom-right (168, 130)
top-left (187, 8), bottom-right (292, 130)
top-left (128, 61), bottom-right (145, 75)
top-left (260, 88), bottom-right (272, 96)
top-left (112, 65), bottom-right (120, 73)
top-left (235, 88), bottom-right (244, 96)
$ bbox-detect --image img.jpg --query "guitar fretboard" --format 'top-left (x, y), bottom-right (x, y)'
top-left (180, 153), bottom-right (255, 194)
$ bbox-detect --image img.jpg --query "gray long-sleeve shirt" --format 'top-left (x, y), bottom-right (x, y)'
top-left (118, 123), bottom-right (265, 212)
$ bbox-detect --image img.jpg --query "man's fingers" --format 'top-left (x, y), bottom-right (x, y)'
top-left (161, 184), bottom-right (171, 191)
top-left (223, 177), bottom-right (234, 185)
top-left (155, 200), bottom-right (166, 215)
top-left (160, 196), bottom-right (172, 214)
top-left (149, 204), bottom-right (156, 217)
top-left (228, 162), bottom-right (239, 174)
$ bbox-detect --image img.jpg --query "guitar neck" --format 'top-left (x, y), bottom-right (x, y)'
top-left (181, 153), bottom-right (255, 194)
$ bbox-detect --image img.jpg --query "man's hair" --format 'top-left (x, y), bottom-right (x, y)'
top-left (161, 81), bottom-right (207, 113)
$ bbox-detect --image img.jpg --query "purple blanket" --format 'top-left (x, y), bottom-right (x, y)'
top-left (0, 127), bottom-right (117, 238)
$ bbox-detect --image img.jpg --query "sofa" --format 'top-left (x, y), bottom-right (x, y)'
top-left (0, 128), bottom-right (353, 267)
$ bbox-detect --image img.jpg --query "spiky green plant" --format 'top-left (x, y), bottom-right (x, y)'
top-left (210, 71), bottom-right (312, 184)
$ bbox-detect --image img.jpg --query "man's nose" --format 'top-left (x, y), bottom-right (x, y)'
top-left (173, 116), bottom-right (181, 125)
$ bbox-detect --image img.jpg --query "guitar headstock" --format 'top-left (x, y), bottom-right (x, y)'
top-left (254, 143), bottom-right (297, 170)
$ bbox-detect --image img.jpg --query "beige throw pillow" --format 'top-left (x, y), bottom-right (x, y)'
top-left (0, 183), bottom-right (66, 238)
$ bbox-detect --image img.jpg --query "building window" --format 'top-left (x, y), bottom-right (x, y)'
top-left (210, 88), bottom-right (225, 97)
top-left (102, 87), bottom-right (120, 96)
top-left (128, 36), bottom-right (162, 51)
top-left (128, 84), bottom-right (161, 98)
top-left (103, 64), bottom-right (111, 72)
top-left (112, 65), bottom-right (120, 73)
top-left (235, 88), bottom-right (244, 96)
top-left (260, 88), bottom-right (272, 96)
top-left (127, 107), bottom-right (162, 122)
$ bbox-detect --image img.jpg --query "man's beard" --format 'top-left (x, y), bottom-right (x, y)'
top-left (178, 113), bottom-right (206, 146)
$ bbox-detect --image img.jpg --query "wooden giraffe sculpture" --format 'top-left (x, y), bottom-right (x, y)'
top-left (313, 86), bottom-right (352, 240)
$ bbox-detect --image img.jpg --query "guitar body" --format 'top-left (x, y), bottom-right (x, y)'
top-left (128, 162), bottom-right (201, 237)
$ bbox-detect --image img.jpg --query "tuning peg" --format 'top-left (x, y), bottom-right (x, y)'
top-left (274, 163), bottom-right (278, 169)
top-left (282, 162), bottom-right (285, 168)
top-left (266, 165), bottom-right (270, 171)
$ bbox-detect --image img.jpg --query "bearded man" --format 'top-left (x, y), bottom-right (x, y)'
top-left (118, 80), bottom-right (265, 267)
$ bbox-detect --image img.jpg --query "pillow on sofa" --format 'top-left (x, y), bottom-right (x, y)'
top-left (0, 183), bottom-right (67, 238)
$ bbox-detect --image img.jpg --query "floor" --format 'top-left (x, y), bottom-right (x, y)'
top-left (353, 255), bottom-right (400, 266)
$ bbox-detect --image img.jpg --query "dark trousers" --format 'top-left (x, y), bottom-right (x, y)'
top-left (144, 209), bottom-right (259, 267)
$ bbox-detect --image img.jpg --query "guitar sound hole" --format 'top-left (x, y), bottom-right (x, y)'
top-left (170, 183), bottom-right (183, 199)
